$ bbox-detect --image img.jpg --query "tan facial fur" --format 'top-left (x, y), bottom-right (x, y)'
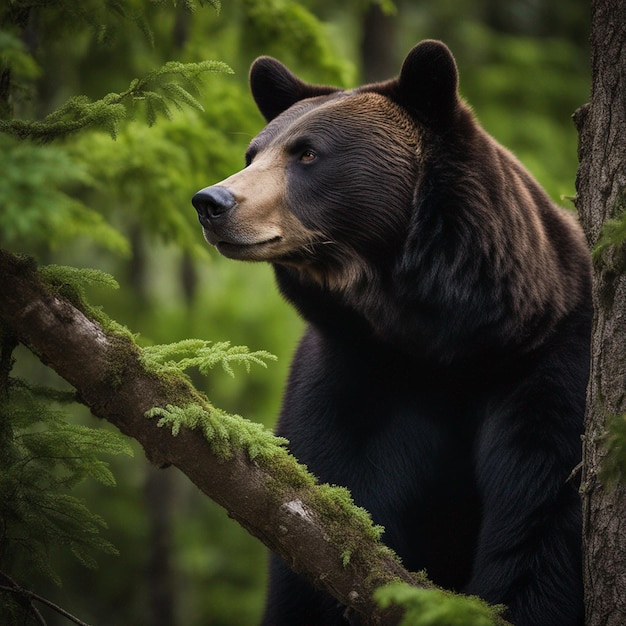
top-left (201, 147), bottom-right (319, 262)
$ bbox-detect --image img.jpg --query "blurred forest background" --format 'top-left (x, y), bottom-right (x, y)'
top-left (0, 0), bottom-right (589, 624)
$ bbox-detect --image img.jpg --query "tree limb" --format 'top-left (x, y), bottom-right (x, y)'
top-left (0, 248), bottom-right (419, 625)
top-left (0, 570), bottom-right (90, 626)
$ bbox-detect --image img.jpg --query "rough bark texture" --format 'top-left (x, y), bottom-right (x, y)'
top-left (0, 249), bottom-right (420, 626)
top-left (575, 0), bottom-right (626, 624)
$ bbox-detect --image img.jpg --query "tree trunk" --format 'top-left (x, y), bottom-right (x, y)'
top-left (359, 3), bottom-right (398, 83)
top-left (575, 0), bottom-right (626, 624)
top-left (145, 465), bottom-right (176, 626)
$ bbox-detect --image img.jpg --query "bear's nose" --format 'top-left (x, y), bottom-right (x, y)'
top-left (192, 186), bottom-right (236, 220)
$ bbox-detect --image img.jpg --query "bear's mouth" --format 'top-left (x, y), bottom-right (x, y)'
top-left (215, 236), bottom-right (282, 260)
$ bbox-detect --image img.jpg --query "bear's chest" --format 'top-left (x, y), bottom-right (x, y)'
top-left (280, 367), bottom-right (483, 588)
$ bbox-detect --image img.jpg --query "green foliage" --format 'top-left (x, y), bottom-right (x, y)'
top-left (64, 95), bottom-right (254, 255)
top-left (239, 0), bottom-right (353, 84)
top-left (141, 338), bottom-right (276, 377)
top-left (601, 414), bottom-right (626, 485)
top-left (0, 377), bottom-right (133, 587)
top-left (146, 401), bottom-right (286, 459)
top-left (0, 135), bottom-right (128, 254)
top-left (0, 60), bottom-right (232, 141)
top-left (37, 264), bottom-right (137, 343)
top-left (0, 31), bottom-right (40, 118)
top-left (142, 339), bottom-right (279, 458)
top-left (0, 31), bottom-right (40, 80)
top-left (592, 191), bottom-right (626, 264)
top-left (375, 582), bottom-right (507, 626)
top-left (39, 264), bottom-right (121, 295)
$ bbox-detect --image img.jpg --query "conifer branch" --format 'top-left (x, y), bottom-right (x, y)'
top-left (0, 60), bottom-right (232, 142)
top-left (0, 570), bottom-right (91, 626)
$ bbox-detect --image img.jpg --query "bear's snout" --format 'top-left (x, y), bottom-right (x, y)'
top-left (192, 186), bottom-right (236, 223)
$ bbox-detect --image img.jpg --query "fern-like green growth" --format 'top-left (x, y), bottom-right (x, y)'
top-left (39, 264), bottom-right (120, 295)
top-left (141, 338), bottom-right (277, 378)
top-left (146, 402), bottom-right (287, 460)
top-left (0, 60), bottom-right (232, 142)
top-left (38, 264), bottom-right (134, 340)
top-left (141, 339), bottom-right (280, 458)
top-left (0, 378), bottom-right (133, 586)
top-left (375, 582), bottom-right (507, 626)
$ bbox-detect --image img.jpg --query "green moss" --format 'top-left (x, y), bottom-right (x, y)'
top-left (375, 582), bottom-right (508, 626)
top-left (263, 448), bottom-right (317, 491)
top-left (38, 264), bottom-right (135, 341)
top-left (146, 401), bottom-right (290, 461)
top-left (600, 413), bottom-right (626, 486)
top-left (592, 188), bottom-right (626, 271)
top-left (341, 549), bottom-right (352, 567)
top-left (312, 483), bottom-right (384, 543)
top-left (294, 481), bottom-right (408, 585)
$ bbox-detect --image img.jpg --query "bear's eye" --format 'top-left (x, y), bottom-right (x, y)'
top-left (245, 149), bottom-right (256, 167)
top-left (299, 149), bottom-right (317, 163)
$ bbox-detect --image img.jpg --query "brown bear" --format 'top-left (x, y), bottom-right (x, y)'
top-left (192, 40), bottom-right (591, 626)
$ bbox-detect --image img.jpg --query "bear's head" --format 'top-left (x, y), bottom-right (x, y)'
top-left (192, 39), bottom-right (590, 357)
top-left (192, 40), bottom-right (460, 290)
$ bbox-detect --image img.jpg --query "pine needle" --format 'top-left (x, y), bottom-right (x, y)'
top-left (0, 61), bottom-right (233, 142)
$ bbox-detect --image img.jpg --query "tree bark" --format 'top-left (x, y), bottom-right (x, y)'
top-left (0, 249), bottom-right (420, 626)
top-left (359, 3), bottom-right (398, 83)
top-left (575, 0), bottom-right (626, 624)
top-left (145, 465), bottom-right (176, 626)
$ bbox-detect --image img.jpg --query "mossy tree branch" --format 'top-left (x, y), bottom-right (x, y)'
top-left (0, 248), bottom-right (511, 625)
top-left (0, 248), bottom-right (416, 625)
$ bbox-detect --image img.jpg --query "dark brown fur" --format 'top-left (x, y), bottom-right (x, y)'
top-left (192, 40), bottom-right (591, 626)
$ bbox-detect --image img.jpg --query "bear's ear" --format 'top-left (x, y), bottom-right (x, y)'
top-left (249, 56), bottom-right (339, 122)
top-left (395, 40), bottom-right (459, 128)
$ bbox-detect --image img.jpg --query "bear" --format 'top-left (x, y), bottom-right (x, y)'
top-left (191, 40), bottom-right (591, 626)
